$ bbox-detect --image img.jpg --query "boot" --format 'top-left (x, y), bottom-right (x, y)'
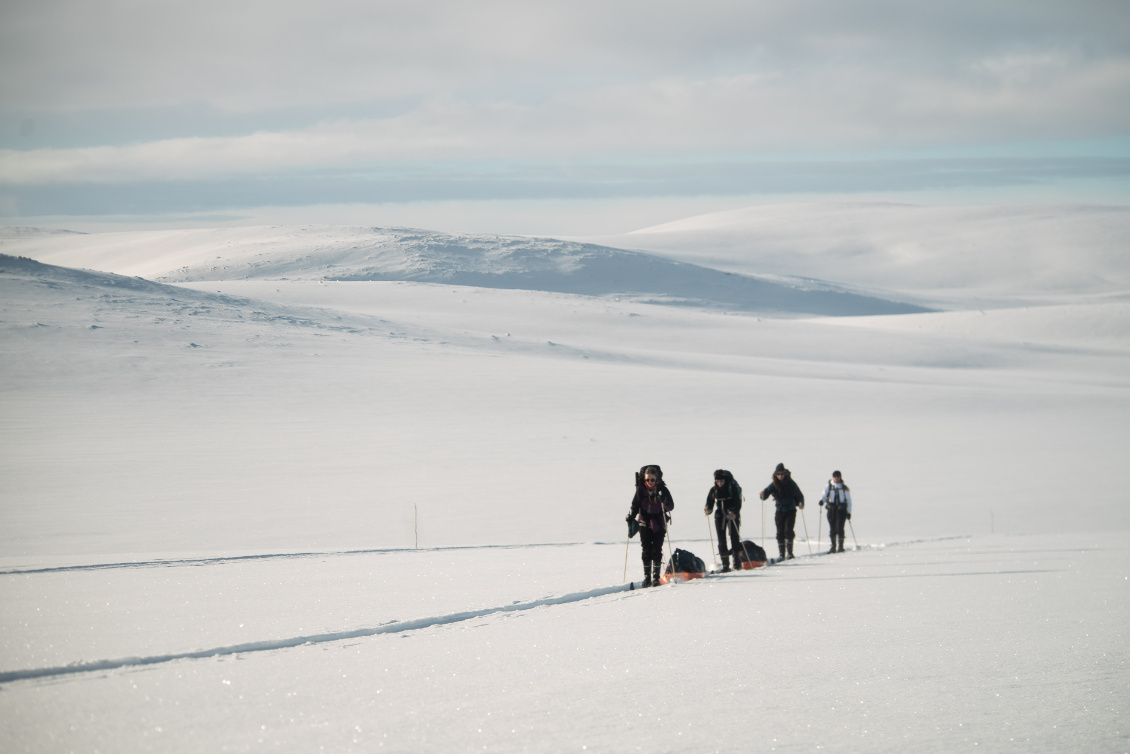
top-left (651, 560), bottom-right (662, 587)
top-left (777, 541), bottom-right (786, 562)
top-left (641, 558), bottom-right (653, 588)
top-left (786, 541), bottom-right (794, 560)
top-left (721, 555), bottom-right (731, 573)
top-left (838, 537), bottom-right (845, 553)
top-left (827, 537), bottom-right (836, 554)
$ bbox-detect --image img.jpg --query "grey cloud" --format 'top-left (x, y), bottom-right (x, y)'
top-left (3, 0), bottom-right (1128, 112)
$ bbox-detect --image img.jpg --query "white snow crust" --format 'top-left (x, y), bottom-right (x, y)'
top-left (1, 204), bottom-right (1127, 752)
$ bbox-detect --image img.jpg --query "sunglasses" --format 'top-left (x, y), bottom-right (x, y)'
top-left (644, 477), bottom-right (657, 482)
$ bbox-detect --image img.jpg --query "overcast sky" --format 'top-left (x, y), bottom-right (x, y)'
top-left (2, 0), bottom-right (1128, 234)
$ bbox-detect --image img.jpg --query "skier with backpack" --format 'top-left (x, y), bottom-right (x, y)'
top-left (759, 462), bottom-right (805, 561)
top-left (704, 469), bottom-right (743, 572)
top-left (819, 470), bottom-right (852, 553)
top-left (626, 465), bottom-right (674, 587)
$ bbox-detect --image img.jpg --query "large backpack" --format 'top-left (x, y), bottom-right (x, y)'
top-left (713, 470), bottom-right (742, 509)
top-left (734, 540), bottom-right (768, 569)
top-left (635, 464), bottom-right (663, 488)
top-left (662, 548), bottom-right (706, 583)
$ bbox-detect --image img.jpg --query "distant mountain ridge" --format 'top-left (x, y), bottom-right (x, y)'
top-left (150, 226), bottom-right (928, 317)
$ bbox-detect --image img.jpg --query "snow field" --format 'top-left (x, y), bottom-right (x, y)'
top-left (3, 258), bottom-right (1127, 558)
top-left (1, 535), bottom-right (1126, 753)
top-left (2, 206), bottom-right (1129, 752)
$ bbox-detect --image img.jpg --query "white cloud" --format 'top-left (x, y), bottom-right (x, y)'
top-left (3, 54), bottom-right (1129, 186)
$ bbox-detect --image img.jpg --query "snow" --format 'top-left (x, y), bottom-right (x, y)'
top-left (1, 203), bottom-right (1128, 751)
top-left (3, 537), bottom-right (1126, 752)
top-left (579, 202), bottom-right (1130, 309)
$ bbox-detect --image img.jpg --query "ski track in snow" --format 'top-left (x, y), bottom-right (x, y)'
top-left (0, 583), bottom-right (633, 685)
top-left (0, 542), bottom-right (594, 577)
top-left (0, 536), bottom-right (966, 686)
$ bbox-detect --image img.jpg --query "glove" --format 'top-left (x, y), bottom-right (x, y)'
top-left (626, 513), bottom-right (634, 523)
top-left (759, 491), bottom-right (767, 500)
top-left (847, 513), bottom-right (852, 520)
top-left (798, 503), bottom-right (804, 510)
top-left (819, 500), bottom-right (824, 507)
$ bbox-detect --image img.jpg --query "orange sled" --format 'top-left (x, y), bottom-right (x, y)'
top-left (659, 570), bottom-right (706, 584)
top-left (662, 548), bottom-right (707, 584)
top-left (734, 540), bottom-right (769, 569)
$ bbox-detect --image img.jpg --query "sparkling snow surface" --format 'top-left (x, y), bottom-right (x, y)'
top-left (1, 207), bottom-right (1128, 752)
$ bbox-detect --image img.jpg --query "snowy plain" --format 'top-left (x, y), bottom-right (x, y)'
top-left (1, 203), bottom-right (1128, 752)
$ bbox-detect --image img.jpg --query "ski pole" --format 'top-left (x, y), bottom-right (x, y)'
top-left (623, 529), bottom-right (631, 583)
top-left (732, 518), bottom-right (752, 567)
top-left (663, 510), bottom-right (675, 581)
top-left (733, 494), bottom-right (752, 567)
top-left (817, 506), bottom-right (822, 553)
top-left (706, 509), bottom-right (716, 568)
top-left (800, 507), bottom-right (813, 554)
top-left (761, 495), bottom-right (765, 549)
top-left (848, 518), bottom-right (859, 550)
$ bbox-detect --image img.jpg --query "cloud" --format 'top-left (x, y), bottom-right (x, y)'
top-left (1, 0), bottom-right (1127, 220)
top-left (4, 0), bottom-right (1129, 112)
top-left (4, 156), bottom-right (1127, 220)
top-left (3, 54), bottom-right (1129, 187)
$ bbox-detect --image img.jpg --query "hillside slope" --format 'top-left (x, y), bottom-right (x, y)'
top-left (1, 225), bottom-right (928, 316)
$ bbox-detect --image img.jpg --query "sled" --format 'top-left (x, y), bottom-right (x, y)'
top-left (661, 548), bottom-right (707, 584)
top-left (733, 540), bottom-right (768, 570)
top-left (659, 570), bottom-right (706, 584)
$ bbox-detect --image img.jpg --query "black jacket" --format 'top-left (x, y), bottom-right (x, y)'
top-left (760, 471), bottom-right (804, 511)
top-left (705, 473), bottom-right (743, 516)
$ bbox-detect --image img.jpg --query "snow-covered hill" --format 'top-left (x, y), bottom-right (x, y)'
top-left (580, 202), bottom-right (1130, 308)
top-left (0, 225), bottom-right (928, 316)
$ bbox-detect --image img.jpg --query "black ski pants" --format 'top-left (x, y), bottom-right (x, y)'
top-left (714, 511), bottom-right (741, 562)
top-left (639, 526), bottom-right (666, 567)
top-left (826, 503), bottom-right (847, 541)
top-left (774, 510), bottom-right (796, 546)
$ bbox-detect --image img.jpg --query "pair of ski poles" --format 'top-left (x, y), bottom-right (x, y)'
top-left (769, 500), bottom-right (860, 556)
top-left (706, 496), bottom-right (751, 570)
top-left (815, 504), bottom-right (859, 551)
top-left (622, 500), bottom-right (676, 584)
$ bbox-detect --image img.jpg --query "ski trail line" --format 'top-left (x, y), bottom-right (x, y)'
top-left (0, 583), bottom-right (632, 685)
top-left (0, 535), bottom-right (967, 577)
top-left (0, 542), bottom-right (598, 576)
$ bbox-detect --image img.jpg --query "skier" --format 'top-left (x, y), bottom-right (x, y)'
top-left (759, 462), bottom-right (805, 561)
top-left (819, 470), bottom-right (852, 553)
top-left (627, 465), bottom-right (674, 587)
top-left (703, 469), bottom-right (742, 572)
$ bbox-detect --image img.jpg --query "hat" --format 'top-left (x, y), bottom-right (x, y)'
top-left (832, 470), bottom-right (842, 478)
top-left (774, 463), bottom-right (786, 473)
top-left (714, 469), bottom-right (727, 480)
